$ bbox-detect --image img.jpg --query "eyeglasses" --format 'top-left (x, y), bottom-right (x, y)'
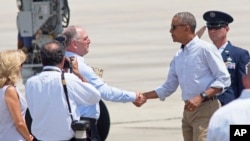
top-left (171, 24), bottom-right (186, 30)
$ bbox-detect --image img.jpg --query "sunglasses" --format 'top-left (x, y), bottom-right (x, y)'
top-left (171, 24), bottom-right (186, 30)
top-left (207, 24), bottom-right (227, 30)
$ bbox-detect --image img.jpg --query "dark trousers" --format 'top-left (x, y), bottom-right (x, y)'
top-left (80, 117), bottom-right (101, 141)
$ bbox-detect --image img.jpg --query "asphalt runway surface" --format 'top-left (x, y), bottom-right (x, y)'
top-left (1, 1), bottom-right (250, 140)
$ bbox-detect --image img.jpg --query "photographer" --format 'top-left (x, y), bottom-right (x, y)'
top-left (25, 40), bottom-right (101, 140)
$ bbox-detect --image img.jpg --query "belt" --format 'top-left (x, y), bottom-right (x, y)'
top-left (80, 117), bottom-right (98, 125)
top-left (203, 96), bottom-right (217, 102)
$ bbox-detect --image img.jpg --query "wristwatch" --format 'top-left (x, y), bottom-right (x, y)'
top-left (200, 92), bottom-right (208, 101)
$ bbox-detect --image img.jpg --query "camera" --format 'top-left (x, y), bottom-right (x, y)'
top-left (63, 60), bottom-right (70, 69)
top-left (63, 56), bottom-right (74, 73)
top-left (71, 120), bottom-right (90, 141)
top-left (55, 35), bottom-right (74, 72)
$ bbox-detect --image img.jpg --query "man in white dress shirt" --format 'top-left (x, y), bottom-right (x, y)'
top-left (140, 12), bottom-right (231, 141)
top-left (62, 25), bottom-right (146, 141)
top-left (25, 40), bottom-right (101, 140)
top-left (207, 62), bottom-right (250, 141)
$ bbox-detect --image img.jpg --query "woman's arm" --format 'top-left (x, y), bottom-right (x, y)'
top-left (5, 86), bottom-right (33, 141)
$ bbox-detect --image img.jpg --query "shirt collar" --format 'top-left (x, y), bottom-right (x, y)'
top-left (43, 66), bottom-right (61, 72)
top-left (218, 41), bottom-right (228, 53)
top-left (65, 51), bottom-right (85, 61)
top-left (183, 35), bottom-right (199, 51)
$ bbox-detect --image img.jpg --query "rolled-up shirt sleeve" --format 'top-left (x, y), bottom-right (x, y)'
top-left (203, 47), bottom-right (231, 93)
top-left (153, 37), bottom-right (231, 101)
top-left (155, 60), bottom-right (179, 101)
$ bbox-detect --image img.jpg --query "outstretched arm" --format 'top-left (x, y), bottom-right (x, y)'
top-left (133, 90), bottom-right (158, 107)
top-left (195, 25), bottom-right (206, 38)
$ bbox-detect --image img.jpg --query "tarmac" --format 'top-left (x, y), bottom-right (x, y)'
top-left (1, 0), bottom-right (250, 141)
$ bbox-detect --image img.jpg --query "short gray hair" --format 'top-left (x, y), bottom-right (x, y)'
top-left (62, 26), bottom-right (82, 47)
top-left (174, 12), bottom-right (196, 33)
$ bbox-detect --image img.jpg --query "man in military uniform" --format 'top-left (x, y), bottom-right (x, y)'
top-left (203, 10), bottom-right (250, 105)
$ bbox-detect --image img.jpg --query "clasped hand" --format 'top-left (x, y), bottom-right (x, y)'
top-left (133, 92), bottom-right (147, 107)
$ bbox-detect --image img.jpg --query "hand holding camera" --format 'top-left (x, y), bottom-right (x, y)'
top-left (63, 56), bottom-right (88, 82)
top-left (63, 56), bottom-right (74, 72)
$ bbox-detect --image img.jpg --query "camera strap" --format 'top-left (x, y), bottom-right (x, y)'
top-left (43, 68), bottom-right (60, 72)
top-left (61, 71), bottom-right (74, 121)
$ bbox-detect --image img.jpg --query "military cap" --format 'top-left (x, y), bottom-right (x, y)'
top-left (203, 11), bottom-right (233, 29)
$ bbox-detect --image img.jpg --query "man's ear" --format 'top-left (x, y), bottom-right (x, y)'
top-left (225, 26), bottom-right (230, 32)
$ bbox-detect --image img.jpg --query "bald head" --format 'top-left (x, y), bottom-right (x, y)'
top-left (40, 40), bottom-right (65, 66)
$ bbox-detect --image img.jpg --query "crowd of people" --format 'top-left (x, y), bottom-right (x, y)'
top-left (0, 10), bottom-right (249, 141)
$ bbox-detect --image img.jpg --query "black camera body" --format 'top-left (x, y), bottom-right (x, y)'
top-left (71, 120), bottom-right (90, 140)
top-left (63, 60), bottom-right (70, 69)
top-left (63, 56), bottom-right (74, 73)
top-left (55, 35), bottom-right (74, 72)
top-left (71, 120), bottom-right (90, 131)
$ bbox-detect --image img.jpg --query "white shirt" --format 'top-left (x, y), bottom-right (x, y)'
top-left (218, 42), bottom-right (228, 54)
top-left (155, 36), bottom-right (231, 101)
top-left (25, 66), bottom-right (101, 140)
top-left (65, 51), bottom-right (136, 119)
top-left (207, 89), bottom-right (250, 141)
top-left (0, 86), bottom-right (27, 141)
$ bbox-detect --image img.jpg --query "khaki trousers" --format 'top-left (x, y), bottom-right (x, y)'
top-left (182, 99), bottom-right (221, 141)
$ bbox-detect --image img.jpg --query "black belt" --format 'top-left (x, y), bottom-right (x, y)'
top-left (80, 117), bottom-right (98, 125)
top-left (203, 96), bottom-right (217, 102)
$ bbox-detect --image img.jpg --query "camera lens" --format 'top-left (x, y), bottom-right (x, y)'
top-left (63, 60), bottom-right (70, 68)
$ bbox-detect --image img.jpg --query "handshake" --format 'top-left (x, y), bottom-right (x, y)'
top-left (133, 92), bottom-right (147, 107)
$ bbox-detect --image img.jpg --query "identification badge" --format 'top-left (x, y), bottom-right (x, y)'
top-left (225, 62), bottom-right (236, 69)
